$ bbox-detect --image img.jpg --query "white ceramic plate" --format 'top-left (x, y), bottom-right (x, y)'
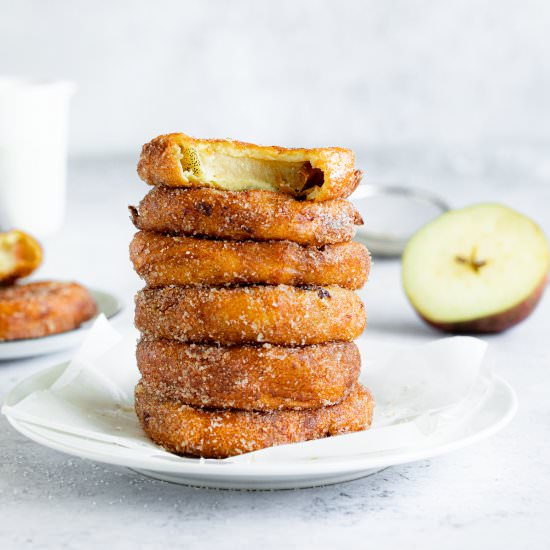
top-left (0, 289), bottom-right (122, 360)
top-left (4, 363), bottom-right (517, 490)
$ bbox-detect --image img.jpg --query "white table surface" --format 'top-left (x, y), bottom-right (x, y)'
top-left (1, 150), bottom-right (549, 549)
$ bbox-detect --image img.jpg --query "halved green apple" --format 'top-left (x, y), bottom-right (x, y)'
top-left (402, 204), bottom-right (549, 333)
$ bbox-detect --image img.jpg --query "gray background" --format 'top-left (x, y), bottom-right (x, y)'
top-left (2, 0), bottom-right (549, 155)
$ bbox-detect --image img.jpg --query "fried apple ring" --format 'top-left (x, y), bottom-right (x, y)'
top-left (0, 230), bottom-right (43, 285)
top-left (135, 284), bottom-right (366, 345)
top-left (137, 339), bottom-right (360, 411)
top-left (0, 281), bottom-right (97, 341)
top-left (130, 231), bottom-right (370, 290)
top-left (137, 133), bottom-right (362, 201)
top-left (135, 381), bottom-right (374, 458)
top-left (129, 187), bottom-right (362, 246)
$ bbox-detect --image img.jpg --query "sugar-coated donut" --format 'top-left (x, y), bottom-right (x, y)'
top-left (0, 281), bottom-right (97, 341)
top-left (130, 231), bottom-right (370, 289)
top-left (135, 381), bottom-right (374, 458)
top-left (130, 187), bottom-right (362, 246)
top-left (0, 230), bottom-right (43, 285)
top-left (137, 338), bottom-right (361, 411)
top-left (137, 133), bottom-right (362, 201)
top-left (134, 284), bottom-right (366, 345)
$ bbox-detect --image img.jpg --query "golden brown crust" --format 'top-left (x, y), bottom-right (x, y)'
top-left (137, 133), bottom-right (361, 201)
top-left (0, 281), bottom-right (97, 341)
top-left (135, 285), bottom-right (366, 345)
top-left (130, 231), bottom-right (370, 289)
top-left (0, 230), bottom-right (43, 285)
top-left (130, 187), bottom-right (363, 246)
top-left (137, 339), bottom-right (361, 411)
top-left (135, 381), bottom-right (374, 458)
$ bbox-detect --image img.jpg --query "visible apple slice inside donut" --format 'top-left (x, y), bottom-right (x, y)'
top-left (402, 204), bottom-right (549, 333)
top-left (0, 229), bottom-right (43, 285)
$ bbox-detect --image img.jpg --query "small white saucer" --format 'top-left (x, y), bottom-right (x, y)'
top-left (4, 362), bottom-right (517, 490)
top-left (351, 184), bottom-right (450, 256)
top-left (0, 289), bottom-right (122, 360)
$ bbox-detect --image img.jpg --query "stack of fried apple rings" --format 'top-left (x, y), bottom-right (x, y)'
top-left (130, 133), bottom-right (374, 459)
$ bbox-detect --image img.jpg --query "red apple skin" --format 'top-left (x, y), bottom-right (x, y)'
top-left (418, 273), bottom-right (548, 334)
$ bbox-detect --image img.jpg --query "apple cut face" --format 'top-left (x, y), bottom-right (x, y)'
top-left (402, 204), bottom-right (550, 333)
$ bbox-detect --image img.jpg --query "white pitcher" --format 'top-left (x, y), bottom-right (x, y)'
top-left (0, 77), bottom-right (75, 237)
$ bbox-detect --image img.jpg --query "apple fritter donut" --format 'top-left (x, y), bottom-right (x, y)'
top-left (0, 230), bottom-right (43, 285)
top-left (137, 339), bottom-right (360, 411)
top-left (130, 231), bottom-right (370, 290)
top-left (137, 133), bottom-right (362, 202)
top-left (0, 281), bottom-right (97, 341)
top-left (129, 186), bottom-right (362, 246)
top-left (135, 381), bottom-right (374, 458)
top-left (135, 284), bottom-right (366, 345)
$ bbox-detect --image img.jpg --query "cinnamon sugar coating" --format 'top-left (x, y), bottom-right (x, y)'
top-left (135, 381), bottom-right (374, 458)
top-left (135, 284), bottom-right (366, 345)
top-left (132, 134), bottom-right (374, 456)
top-left (130, 187), bottom-right (362, 246)
top-left (130, 231), bottom-right (370, 289)
top-left (0, 281), bottom-right (97, 341)
top-left (137, 133), bottom-right (361, 202)
top-left (137, 339), bottom-right (360, 411)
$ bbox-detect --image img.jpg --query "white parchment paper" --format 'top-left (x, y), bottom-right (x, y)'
top-left (2, 315), bottom-right (493, 463)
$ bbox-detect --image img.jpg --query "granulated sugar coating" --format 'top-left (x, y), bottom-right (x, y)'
top-left (130, 187), bottom-right (363, 246)
top-left (0, 281), bottom-right (97, 341)
top-left (134, 381), bottom-right (374, 459)
top-left (136, 339), bottom-right (361, 410)
top-left (130, 230), bottom-right (370, 289)
top-left (134, 284), bottom-right (366, 345)
top-left (130, 133), bottom-right (373, 458)
top-left (136, 133), bottom-right (362, 202)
